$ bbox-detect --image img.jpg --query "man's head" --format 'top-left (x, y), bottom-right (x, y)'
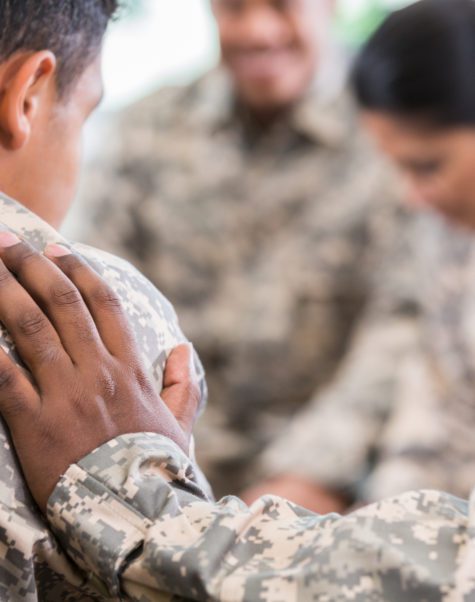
top-left (353, 0), bottom-right (475, 230)
top-left (212, 0), bottom-right (333, 114)
top-left (0, 0), bottom-right (119, 228)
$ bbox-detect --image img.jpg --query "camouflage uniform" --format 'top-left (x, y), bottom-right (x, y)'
top-left (81, 69), bottom-right (421, 497)
top-left (47, 431), bottom-right (475, 601)
top-left (0, 192), bottom-right (206, 601)
top-left (261, 212), bottom-right (475, 503)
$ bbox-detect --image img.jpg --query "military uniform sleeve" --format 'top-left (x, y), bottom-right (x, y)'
top-left (47, 433), bottom-right (475, 601)
top-left (363, 355), bottom-right (475, 502)
top-left (259, 207), bottom-right (424, 500)
top-left (258, 311), bottom-right (421, 497)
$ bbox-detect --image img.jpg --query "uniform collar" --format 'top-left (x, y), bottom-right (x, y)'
top-left (0, 192), bottom-right (64, 247)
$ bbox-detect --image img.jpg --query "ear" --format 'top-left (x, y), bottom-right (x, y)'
top-left (0, 51), bottom-right (57, 151)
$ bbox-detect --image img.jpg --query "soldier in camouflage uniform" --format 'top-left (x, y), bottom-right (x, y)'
top-left (0, 1), bottom-right (207, 599)
top-left (81, 0), bottom-right (425, 505)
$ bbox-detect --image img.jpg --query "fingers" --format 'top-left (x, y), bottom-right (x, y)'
top-left (0, 235), bottom-right (105, 365)
top-left (45, 244), bottom-right (136, 358)
top-left (0, 344), bottom-right (40, 429)
top-left (0, 239), bottom-right (71, 385)
top-left (161, 344), bottom-right (201, 435)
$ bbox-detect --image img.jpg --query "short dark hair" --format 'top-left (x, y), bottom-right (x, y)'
top-left (352, 0), bottom-right (475, 128)
top-left (0, 0), bottom-right (120, 96)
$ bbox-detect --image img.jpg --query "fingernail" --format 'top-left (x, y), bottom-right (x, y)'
top-left (0, 231), bottom-right (21, 248)
top-left (44, 243), bottom-right (72, 258)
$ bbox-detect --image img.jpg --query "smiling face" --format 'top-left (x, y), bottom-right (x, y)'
top-left (213, 0), bottom-right (331, 113)
top-left (0, 52), bottom-right (104, 229)
top-left (363, 111), bottom-right (475, 229)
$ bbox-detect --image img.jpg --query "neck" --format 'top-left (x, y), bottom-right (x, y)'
top-left (0, 185), bottom-right (63, 230)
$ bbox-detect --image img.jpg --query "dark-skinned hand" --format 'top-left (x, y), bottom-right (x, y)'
top-left (0, 231), bottom-right (201, 512)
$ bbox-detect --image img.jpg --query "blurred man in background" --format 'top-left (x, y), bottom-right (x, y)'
top-left (83, 0), bottom-right (421, 507)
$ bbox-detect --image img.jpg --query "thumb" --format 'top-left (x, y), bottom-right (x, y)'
top-left (161, 343), bottom-right (201, 436)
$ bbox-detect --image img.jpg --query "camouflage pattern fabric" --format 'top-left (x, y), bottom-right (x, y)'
top-left (262, 212), bottom-right (475, 503)
top-left (80, 69), bottom-right (422, 497)
top-left (0, 192), bottom-right (206, 601)
top-left (48, 432), bottom-right (475, 601)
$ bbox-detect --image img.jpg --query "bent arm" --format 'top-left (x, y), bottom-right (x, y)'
top-left (255, 313), bottom-right (420, 500)
top-left (48, 433), bottom-right (473, 601)
top-left (253, 206), bottom-right (425, 508)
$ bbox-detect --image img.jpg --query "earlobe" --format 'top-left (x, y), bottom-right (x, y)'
top-left (0, 51), bottom-right (57, 151)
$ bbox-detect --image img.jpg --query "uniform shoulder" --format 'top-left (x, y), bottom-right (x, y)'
top-left (73, 243), bottom-right (180, 339)
top-left (72, 242), bottom-right (208, 409)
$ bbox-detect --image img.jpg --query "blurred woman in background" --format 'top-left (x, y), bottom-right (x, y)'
top-left (350, 0), bottom-right (475, 501)
top-left (354, 0), bottom-right (475, 229)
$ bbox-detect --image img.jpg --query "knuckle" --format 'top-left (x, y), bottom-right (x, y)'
top-left (17, 311), bottom-right (48, 337)
top-left (75, 324), bottom-right (97, 345)
top-left (14, 246), bottom-right (40, 270)
top-left (0, 366), bottom-right (17, 392)
top-left (35, 344), bottom-right (63, 366)
top-left (132, 364), bottom-right (148, 384)
top-left (92, 286), bottom-right (123, 313)
top-left (96, 366), bottom-right (116, 397)
top-left (59, 254), bottom-right (87, 275)
top-left (132, 365), bottom-right (155, 395)
top-left (2, 394), bottom-right (29, 420)
top-left (50, 285), bottom-right (81, 307)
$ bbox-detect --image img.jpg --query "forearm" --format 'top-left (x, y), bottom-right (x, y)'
top-left (241, 474), bottom-right (351, 514)
top-left (48, 433), bottom-right (474, 601)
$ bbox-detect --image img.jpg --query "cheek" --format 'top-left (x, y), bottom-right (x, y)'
top-left (290, 18), bottom-right (320, 73)
top-left (404, 175), bottom-right (440, 207)
top-left (438, 162), bottom-right (474, 203)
